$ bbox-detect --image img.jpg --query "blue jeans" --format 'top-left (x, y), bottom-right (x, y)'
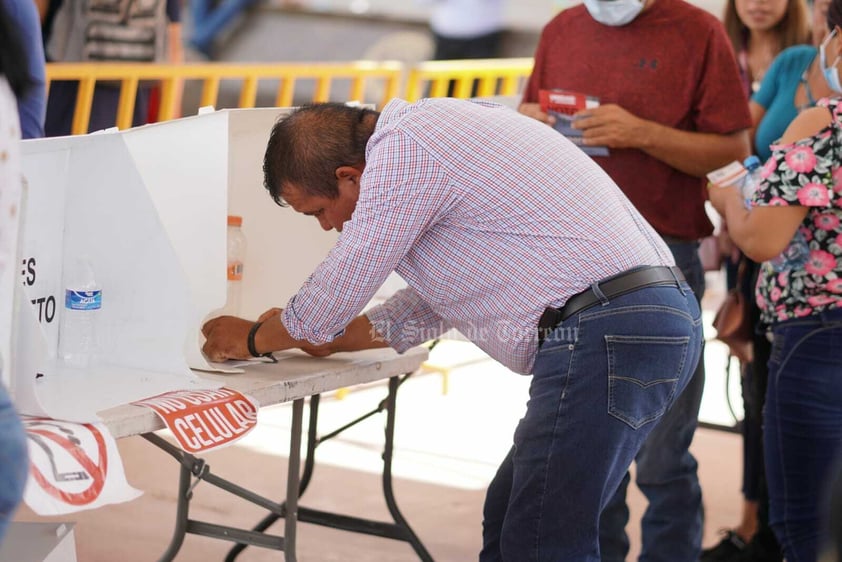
top-left (480, 280), bottom-right (703, 561)
top-left (0, 382), bottom-right (28, 544)
top-left (599, 241), bottom-right (706, 562)
top-left (765, 308), bottom-right (842, 562)
top-left (190, 0), bottom-right (259, 55)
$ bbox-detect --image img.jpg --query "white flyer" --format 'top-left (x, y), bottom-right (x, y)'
top-left (22, 417), bottom-right (141, 515)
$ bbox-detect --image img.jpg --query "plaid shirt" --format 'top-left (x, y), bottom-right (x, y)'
top-left (283, 98), bottom-right (673, 374)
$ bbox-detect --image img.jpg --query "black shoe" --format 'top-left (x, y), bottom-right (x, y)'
top-left (701, 530), bottom-right (748, 561)
top-left (732, 533), bottom-right (783, 562)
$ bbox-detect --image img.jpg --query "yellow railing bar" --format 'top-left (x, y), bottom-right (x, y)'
top-left (313, 76), bottom-right (331, 102)
top-left (238, 74), bottom-right (259, 108)
top-left (45, 59), bottom-right (532, 134)
top-left (46, 61), bottom-right (406, 134)
top-left (404, 57), bottom-right (534, 102)
top-left (200, 76), bottom-right (220, 109)
top-left (500, 75), bottom-right (523, 96)
top-left (157, 76), bottom-right (180, 122)
top-left (116, 76), bottom-right (139, 130)
top-left (72, 76), bottom-right (96, 136)
top-left (275, 78), bottom-right (295, 108)
top-left (349, 76), bottom-right (365, 103)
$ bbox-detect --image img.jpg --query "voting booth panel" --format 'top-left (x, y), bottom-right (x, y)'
top-left (12, 108), bottom-right (338, 421)
top-left (121, 107), bottom-right (342, 347)
top-left (15, 132), bottom-right (206, 422)
top-left (223, 108), bottom-right (340, 320)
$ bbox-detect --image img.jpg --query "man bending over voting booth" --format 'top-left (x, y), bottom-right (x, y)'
top-left (202, 99), bottom-right (704, 561)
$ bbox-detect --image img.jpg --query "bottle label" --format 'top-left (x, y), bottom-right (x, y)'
top-left (227, 261), bottom-right (243, 281)
top-left (65, 289), bottom-right (102, 310)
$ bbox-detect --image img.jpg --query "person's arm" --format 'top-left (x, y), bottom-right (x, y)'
top-left (8, 0), bottom-right (46, 138)
top-left (258, 313), bottom-right (389, 356)
top-left (707, 105), bottom-right (831, 261)
top-left (202, 283), bottom-right (447, 361)
top-left (168, 22), bottom-right (182, 64)
top-left (33, 0), bottom-right (48, 21)
top-left (281, 134), bottom-right (452, 347)
top-left (201, 312), bottom-right (389, 362)
top-left (748, 100), bottom-right (766, 150)
top-left (571, 104), bottom-right (751, 178)
top-left (707, 188), bottom-right (808, 261)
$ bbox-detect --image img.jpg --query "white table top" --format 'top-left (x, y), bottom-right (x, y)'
top-left (98, 347), bottom-right (428, 439)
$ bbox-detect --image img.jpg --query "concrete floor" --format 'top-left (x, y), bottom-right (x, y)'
top-left (12, 280), bottom-right (748, 561)
top-left (12, 372), bottom-right (744, 562)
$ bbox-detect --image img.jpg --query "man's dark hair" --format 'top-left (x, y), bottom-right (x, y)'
top-left (830, 0), bottom-right (842, 32)
top-left (263, 103), bottom-right (380, 206)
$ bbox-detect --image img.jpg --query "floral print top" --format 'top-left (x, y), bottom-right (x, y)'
top-left (751, 97), bottom-right (842, 325)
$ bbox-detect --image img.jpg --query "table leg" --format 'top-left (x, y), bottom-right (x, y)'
top-left (382, 376), bottom-right (434, 562)
top-left (224, 394), bottom-right (321, 562)
top-left (223, 374), bottom-right (434, 561)
top-left (283, 398), bottom-right (304, 562)
top-left (156, 453), bottom-right (192, 562)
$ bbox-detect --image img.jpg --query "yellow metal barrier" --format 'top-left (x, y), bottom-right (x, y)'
top-left (404, 57), bottom-right (534, 102)
top-left (45, 61), bottom-right (405, 135)
top-left (45, 58), bottom-right (535, 135)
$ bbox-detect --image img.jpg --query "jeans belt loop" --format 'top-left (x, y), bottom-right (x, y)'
top-left (538, 265), bottom-right (686, 346)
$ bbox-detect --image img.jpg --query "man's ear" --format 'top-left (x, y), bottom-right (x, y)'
top-left (336, 165), bottom-right (362, 197)
top-left (335, 165), bottom-right (362, 184)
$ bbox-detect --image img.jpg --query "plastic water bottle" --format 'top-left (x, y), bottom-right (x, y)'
top-left (740, 155), bottom-right (762, 208)
top-left (58, 257), bottom-right (102, 368)
top-left (224, 215), bottom-right (246, 316)
top-left (770, 229), bottom-right (810, 272)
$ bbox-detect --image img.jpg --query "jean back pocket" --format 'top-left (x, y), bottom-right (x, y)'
top-left (606, 335), bottom-right (690, 429)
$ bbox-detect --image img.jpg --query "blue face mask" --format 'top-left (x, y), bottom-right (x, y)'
top-left (820, 29), bottom-right (842, 93)
top-left (583, 0), bottom-right (645, 26)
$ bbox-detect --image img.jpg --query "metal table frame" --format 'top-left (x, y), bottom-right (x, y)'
top-left (141, 373), bottom-right (434, 562)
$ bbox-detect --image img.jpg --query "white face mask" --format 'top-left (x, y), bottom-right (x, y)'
top-left (820, 28), bottom-right (842, 93)
top-left (583, 0), bottom-right (646, 26)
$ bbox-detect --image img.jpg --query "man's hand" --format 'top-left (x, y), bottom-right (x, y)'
top-left (202, 315), bottom-right (255, 362)
top-left (258, 307), bottom-right (283, 323)
top-left (518, 103), bottom-right (557, 126)
top-left (572, 104), bottom-right (650, 149)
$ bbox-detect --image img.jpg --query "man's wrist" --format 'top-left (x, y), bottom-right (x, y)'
top-left (247, 321), bottom-right (265, 357)
top-left (636, 118), bottom-right (659, 151)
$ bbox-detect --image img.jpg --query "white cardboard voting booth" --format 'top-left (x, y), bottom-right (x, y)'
top-left (0, 522), bottom-right (77, 562)
top-left (13, 108), bottom-right (339, 423)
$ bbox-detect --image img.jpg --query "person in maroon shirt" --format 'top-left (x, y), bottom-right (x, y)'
top-left (517, 0), bottom-right (752, 560)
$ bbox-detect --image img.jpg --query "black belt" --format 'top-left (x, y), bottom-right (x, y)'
top-left (538, 265), bottom-right (686, 344)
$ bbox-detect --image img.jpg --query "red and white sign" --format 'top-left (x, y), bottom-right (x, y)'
top-left (132, 387), bottom-right (259, 453)
top-left (23, 417), bottom-right (141, 515)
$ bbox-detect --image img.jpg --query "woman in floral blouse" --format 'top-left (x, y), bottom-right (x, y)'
top-left (708, 10), bottom-right (842, 560)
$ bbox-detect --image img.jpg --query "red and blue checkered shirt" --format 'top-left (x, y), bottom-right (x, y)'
top-left (282, 98), bottom-right (673, 374)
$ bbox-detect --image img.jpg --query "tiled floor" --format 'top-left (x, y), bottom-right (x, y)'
top-left (12, 272), bottom-right (747, 561)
